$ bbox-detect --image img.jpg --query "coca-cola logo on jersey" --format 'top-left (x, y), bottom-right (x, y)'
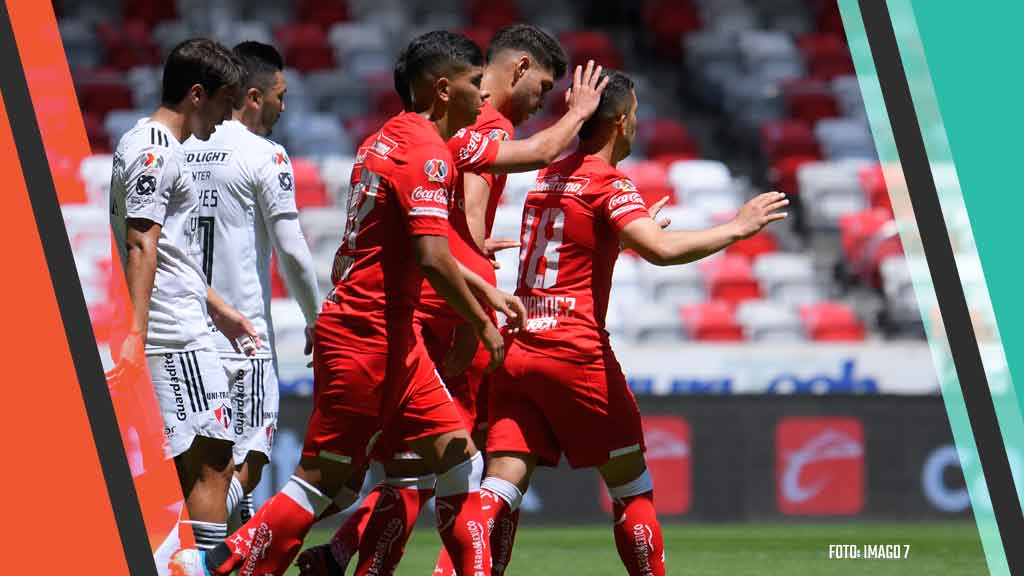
top-left (411, 186), bottom-right (449, 205)
top-left (609, 192), bottom-right (644, 209)
top-left (457, 130), bottom-right (484, 161)
top-left (775, 417), bottom-right (864, 515)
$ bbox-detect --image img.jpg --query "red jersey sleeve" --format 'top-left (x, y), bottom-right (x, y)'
top-left (447, 127), bottom-right (499, 174)
top-left (601, 177), bottom-right (652, 234)
top-left (391, 145), bottom-right (453, 237)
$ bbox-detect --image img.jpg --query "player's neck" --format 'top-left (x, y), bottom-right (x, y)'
top-left (481, 74), bottom-right (510, 119)
top-left (151, 106), bottom-right (189, 142)
top-left (233, 109), bottom-right (264, 136)
top-left (421, 110), bottom-right (457, 141)
top-left (579, 137), bottom-right (618, 167)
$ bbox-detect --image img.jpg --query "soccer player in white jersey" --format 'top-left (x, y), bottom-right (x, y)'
top-left (183, 41), bottom-right (320, 527)
top-left (109, 38), bottom-right (260, 552)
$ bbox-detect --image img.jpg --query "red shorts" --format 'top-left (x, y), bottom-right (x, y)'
top-left (370, 312), bottom-right (488, 460)
top-left (303, 307), bottom-right (465, 470)
top-left (486, 341), bottom-right (645, 468)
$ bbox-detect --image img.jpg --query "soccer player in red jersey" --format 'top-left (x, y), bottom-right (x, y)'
top-left (482, 71), bottom-right (789, 575)
top-left (295, 27), bottom-right (613, 576)
top-left (171, 31), bottom-right (528, 576)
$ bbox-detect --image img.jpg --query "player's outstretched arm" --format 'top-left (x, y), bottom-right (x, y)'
top-left (456, 261), bottom-right (526, 333)
top-left (206, 286), bottom-right (261, 355)
top-left (415, 235), bottom-right (505, 370)
top-left (621, 192), bottom-right (789, 266)
top-left (265, 214), bottom-right (320, 328)
top-left (486, 60), bottom-right (609, 174)
top-left (119, 218), bottom-right (160, 372)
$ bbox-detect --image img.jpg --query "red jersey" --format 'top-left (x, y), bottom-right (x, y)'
top-left (417, 102), bottom-right (513, 317)
top-left (514, 152), bottom-right (651, 360)
top-left (323, 112), bottom-right (455, 352)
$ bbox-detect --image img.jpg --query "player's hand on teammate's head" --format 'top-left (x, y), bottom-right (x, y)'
top-left (733, 191), bottom-right (789, 239)
top-left (648, 195), bottom-right (672, 229)
top-left (565, 60), bottom-right (609, 119)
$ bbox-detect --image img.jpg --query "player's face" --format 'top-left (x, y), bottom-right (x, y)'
top-left (617, 90), bottom-right (639, 160)
top-left (446, 66), bottom-right (489, 133)
top-left (259, 71), bottom-right (287, 137)
top-left (510, 63), bottom-right (555, 126)
top-left (192, 84), bottom-right (238, 140)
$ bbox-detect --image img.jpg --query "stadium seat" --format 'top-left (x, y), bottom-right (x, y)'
top-left (667, 160), bottom-right (741, 214)
top-left (372, 88), bottom-right (406, 117)
top-left (276, 23), bottom-right (335, 72)
top-left (858, 163), bottom-right (892, 210)
top-left (832, 74), bottom-right (865, 117)
top-left (799, 301), bottom-right (866, 341)
top-left (761, 120), bottom-right (820, 162)
top-left (880, 255), bottom-right (917, 316)
top-left (783, 79), bottom-right (839, 125)
top-left (796, 160), bottom-right (870, 228)
top-left (78, 154), bottom-right (114, 205)
top-left (559, 31), bottom-right (623, 70)
top-left (291, 158), bottom-right (329, 208)
top-left (299, 207), bottom-right (345, 290)
top-left (738, 31), bottom-right (802, 75)
top-left (281, 113), bottom-right (352, 158)
top-left (838, 207), bottom-right (894, 273)
top-left (296, 0), bottom-right (349, 27)
top-left (319, 155), bottom-right (357, 204)
top-left (83, 113), bottom-right (111, 154)
top-left (701, 255), bottom-right (761, 304)
top-left (735, 299), bottom-right (806, 341)
top-left (468, 0), bottom-right (520, 29)
top-left (103, 109), bottom-right (147, 147)
top-left (753, 252), bottom-right (821, 306)
top-left (814, 117), bottom-right (876, 160)
top-left (77, 76), bottom-right (134, 119)
top-left (619, 160), bottom-right (676, 205)
top-left (344, 114), bottom-right (390, 149)
top-left (643, 0), bottom-right (701, 59)
top-left (681, 301), bottom-right (744, 341)
top-left (643, 261), bottom-right (706, 308)
top-left (151, 19), bottom-right (191, 57)
top-left (797, 34), bottom-right (854, 80)
top-left (769, 154), bottom-right (820, 196)
top-left (633, 302), bottom-right (687, 343)
top-left (59, 18), bottom-right (103, 69)
top-left (96, 21), bottom-right (161, 70)
top-left (639, 118), bottom-right (700, 159)
top-left (726, 229), bottom-right (779, 262)
top-left (327, 22), bottom-right (395, 79)
top-left (122, 0), bottom-right (177, 28)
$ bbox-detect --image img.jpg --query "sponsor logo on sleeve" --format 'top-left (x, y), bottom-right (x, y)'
top-left (278, 172), bottom-right (294, 191)
top-left (367, 133), bottom-right (398, 159)
top-left (456, 130), bottom-right (488, 164)
top-left (488, 128), bottom-right (510, 141)
top-left (135, 174), bottom-right (157, 195)
top-left (143, 152), bottom-right (163, 169)
top-left (273, 151), bottom-right (289, 166)
top-left (424, 158), bottom-right (450, 183)
top-left (612, 178), bottom-right (638, 192)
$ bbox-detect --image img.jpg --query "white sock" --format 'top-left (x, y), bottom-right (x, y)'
top-left (435, 453), bottom-right (483, 498)
top-left (481, 476), bottom-right (523, 511)
top-left (183, 520), bottom-right (227, 551)
top-left (282, 475), bottom-right (332, 517)
top-left (226, 475), bottom-right (244, 516)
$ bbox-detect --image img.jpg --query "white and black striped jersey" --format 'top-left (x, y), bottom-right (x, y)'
top-left (183, 121), bottom-right (299, 358)
top-left (110, 118), bottom-right (214, 353)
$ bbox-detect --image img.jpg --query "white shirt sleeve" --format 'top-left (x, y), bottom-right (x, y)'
top-left (255, 146), bottom-right (299, 219)
top-left (124, 145), bottom-right (174, 224)
top-left (266, 214), bottom-right (320, 327)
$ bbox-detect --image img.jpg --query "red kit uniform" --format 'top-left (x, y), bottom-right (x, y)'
top-left (487, 151), bottom-right (652, 468)
top-left (304, 112), bottom-right (466, 470)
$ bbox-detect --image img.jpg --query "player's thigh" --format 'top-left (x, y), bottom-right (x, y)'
top-left (598, 449), bottom-right (648, 489)
top-left (485, 346), bottom-right (561, 467)
top-left (148, 349), bottom-right (233, 461)
top-left (407, 427), bottom-right (477, 474)
top-left (222, 356), bottom-right (279, 467)
top-left (486, 452), bottom-right (537, 492)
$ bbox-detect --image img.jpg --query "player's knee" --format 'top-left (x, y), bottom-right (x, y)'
top-left (191, 437), bottom-right (234, 475)
top-left (599, 450), bottom-right (648, 490)
top-left (295, 454), bottom-right (354, 500)
top-left (410, 429), bottom-right (478, 473)
top-left (240, 454), bottom-right (268, 492)
top-left (486, 452), bottom-right (534, 493)
top-left (384, 457), bottom-right (432, 479)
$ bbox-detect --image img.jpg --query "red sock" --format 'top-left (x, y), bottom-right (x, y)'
top-left (208, 476), bottom-right (328, 576)
top-left (329, 487), bottom-right (380, 568)
top-left (351, 480), bottom-right (433, 575)
top-left (434, 454), bottom-right (489, 576)
top-left (611, 491), bottom-right (665, 576)
top-left (436, 479), bottom-right (521, 576)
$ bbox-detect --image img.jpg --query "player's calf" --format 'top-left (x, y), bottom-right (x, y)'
top-left (177, 436), bottom-right (235, 550)
top-left (600, 454), bottom-right (665, 576)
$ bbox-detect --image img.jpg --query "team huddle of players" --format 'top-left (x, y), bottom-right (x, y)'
top-left (109, 24), bottom-right (787, 576)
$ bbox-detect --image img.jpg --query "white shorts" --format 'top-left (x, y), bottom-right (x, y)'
top-left (148, 348), bottom-right (233, 459)
top-left (222, 356), bottom-right (279, 465)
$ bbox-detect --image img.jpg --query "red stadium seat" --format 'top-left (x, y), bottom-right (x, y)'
top-left (640, 118), bottom-right (699, 159)
top-left (838, 208), bottom-right (891, 268)
top-left (858, 164), bottom-right (891, 210)
top-left (559, 31), bottom-right (623, 70)
top-left (620, 161), bottom-right (676, 205)
top-left (373, 89), bottom-right (405, 117)
top-left (345, 115), bottom-right (390, 148)
top-left (96, 21), bottom-right (161, 70)
top-left (760, 120), bottom-right (819, 162)
top-left (701, 255), bottom-right (761, 304)
top-left (726, 230), bottom-right (779, 262)
top-left (800, 302), bottom-right (866, 341)
top-left (815, 0), bottom-right (846, 37)
top-left (82, 113), bottom-right (111, 153)
top-left (292, 159), bottom-right (329, 208)
top-left (469, 0), bottom-right (520, 30)
top-left (783, 79), bottom-right (839, 125)
top-left (682, 301), bottom-right (744, 341)
top-left (296, 0), bottom-right (349, 28)
top-left (768, 155), bottom-right (819, 196)
top-left (123, 0), bottom-right (176, 27)
top-left (457, 27), bottom-right (496, 52)
top-left (643, 0), bottom-right (701, 59)
top-left (276, 24), bottom-right (335, 72)
top-left (797, 34), bottom-right (854, 80)
top-left (651, 152), bottom-right (699, 169)
top-left (77, 79), bottom-right (134, 119)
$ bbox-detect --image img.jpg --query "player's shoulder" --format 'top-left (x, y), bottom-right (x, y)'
top-left (116, 118), bottom-right (177, 156)
top-left (474, 103), bottom-right (514, 140)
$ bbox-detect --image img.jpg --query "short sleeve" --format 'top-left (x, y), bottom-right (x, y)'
top-left (123, 145), bottom-right (173, 225)
top-left (601, 178), bottom-right (651, 234)
top-left (447, 127), bottom-right (498, 174)
top-left (391, 146), bottom-right (452, 237)
top-left (255, 147), bottom-right (299, 219)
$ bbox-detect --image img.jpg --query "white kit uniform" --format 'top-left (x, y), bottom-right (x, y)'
top-left (185, 120), bottom-right (318, 464)
top-left (110, 118), bottom-right (231, 459)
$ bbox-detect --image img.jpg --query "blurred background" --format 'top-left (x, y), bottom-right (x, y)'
top-left (53, 0), bottom-right (976, 528)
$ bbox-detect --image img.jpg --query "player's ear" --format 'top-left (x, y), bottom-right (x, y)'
top-left (435, 76), bottom-right (450, 104)
top-left (188, 83), bottom-right (204, 106)
top-left (513, 55), bottom-right (530, 83)
top-left (247, 87), bottom-right (262, 107)
top-left (615, 113), bottom-right (627, 135)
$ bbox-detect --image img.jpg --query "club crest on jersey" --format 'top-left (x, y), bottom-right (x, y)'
top-left (488, 128), bottom-right (510, 141)
top-left (273, 151), bottom-right (289, 166)
top-left (612, 179), bottom-right (638, 192)
top-left (214, 404), bottom-right (232, 429)
top-left (278, 172), bottom-right (294, 191)
top-left (424, 158), bottom-right (449, 183)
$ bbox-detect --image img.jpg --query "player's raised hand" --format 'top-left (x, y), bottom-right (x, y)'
top-left (732, 192), bottom-right (789, 239)
top-left (484, 237), bottom-right (520, 269)
top-left (648, 195), bottom-right (672, 229)
top-left (565, 60), bottom-right (609, 120)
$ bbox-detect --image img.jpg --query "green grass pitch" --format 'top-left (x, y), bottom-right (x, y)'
top-left (285, 521), bottom-right (986, 575)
